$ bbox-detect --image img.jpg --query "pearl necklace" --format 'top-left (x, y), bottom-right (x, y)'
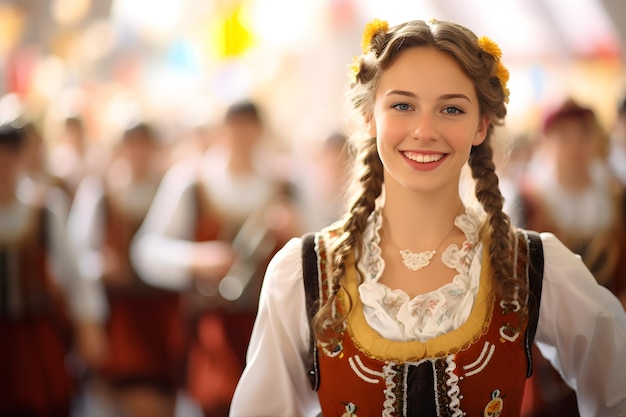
top-left (383, 205), bottom-right (462, 271)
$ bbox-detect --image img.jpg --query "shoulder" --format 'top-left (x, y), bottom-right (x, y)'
top-left (263, 227), bottom-right (343, 291)
top-left (540, 232), bottom-right (584, 276)
top-left (259, 237), bottom-right (305, 303)
top-left (535, 231), bottom-right (626, 356)
top-left (538, 232), bottom-right (612, 298)
top-left (72, 174), bottom-right (105, 206)
top-left (18, 177), bottom-right (73, 222)
top-left (266, 237), bottom-right (303, 277)
top-left (162, 159), bottom-right (201, 186)
top-left (153, 160), bottom-right (203, 203)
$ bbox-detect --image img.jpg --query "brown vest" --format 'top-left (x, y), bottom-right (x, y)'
top-left (0, 206), bottom-right (68, 320)
top-left (302, 229), bottom-right (544, 417)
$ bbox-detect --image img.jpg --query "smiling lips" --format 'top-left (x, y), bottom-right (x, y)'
top-left (402, 151), bottom-right (445, 163)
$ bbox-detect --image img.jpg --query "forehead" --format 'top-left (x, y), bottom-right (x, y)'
top-left (377, 47), bottom-right (476, 97)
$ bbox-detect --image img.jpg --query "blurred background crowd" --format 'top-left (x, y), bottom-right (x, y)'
top-left (0, 0), bottom-right (625, 416)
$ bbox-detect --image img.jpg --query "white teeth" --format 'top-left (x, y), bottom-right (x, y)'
top-left (404, 152), bottom-right (444, 163)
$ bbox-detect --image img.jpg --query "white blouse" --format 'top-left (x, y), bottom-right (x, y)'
top-left (130, 153), bottom-right (278, 291)
top-left (230, 207), bottom-right (626, 417)
top-left (358, 202), bottom-right (483, 342)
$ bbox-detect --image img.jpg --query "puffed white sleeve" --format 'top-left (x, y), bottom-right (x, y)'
top-left (230, 237), bottom-right (321, 417)
top-left (534, 233), bottom-right (626, 417)
top-left (47, 186), bottom-right (108, 322)
top-left (67, 175), bottom-right (106, 283)
top-left (130, 162), bottom-right (200, 291)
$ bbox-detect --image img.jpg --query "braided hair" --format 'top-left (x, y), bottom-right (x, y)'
top-left (313, 19), bottom-right (521, 343)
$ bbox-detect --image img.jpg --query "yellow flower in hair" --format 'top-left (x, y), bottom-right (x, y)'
top-left (478, 36), bottom-right (510, 103)
top-left (361, 18), bottom-right (389, 54)
top-left (348, 56), bottom-right (360, 84)
top-left (496, 62), bottom-right (510, 85)
top-left (477, 36), bottom-right (502, 61)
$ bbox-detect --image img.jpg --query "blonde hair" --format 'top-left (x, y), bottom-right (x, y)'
top-left (313, 19), bottom-right (521, 342)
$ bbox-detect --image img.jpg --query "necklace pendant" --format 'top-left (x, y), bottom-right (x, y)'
top-left (399, 249), bottom-right (436, 271)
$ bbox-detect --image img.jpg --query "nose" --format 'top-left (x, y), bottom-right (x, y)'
top-left (412, 112), bottom-right (438, 141)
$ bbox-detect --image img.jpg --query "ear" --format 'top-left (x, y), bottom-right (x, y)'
top-left (366, 116), bottom-right (377, 138)
top-left (472, 115), bottom-right (490, 146)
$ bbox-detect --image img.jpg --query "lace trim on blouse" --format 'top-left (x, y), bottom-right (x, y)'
top-left (357, 196), bottom-right (485, 342)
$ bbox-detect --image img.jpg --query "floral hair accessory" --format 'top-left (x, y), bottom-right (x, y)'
top-left (477, 36), bottom-right (510, 103)
top-left (477, 36), bottom-right (501, 60)
top-left (348, 19), bottom-right (389, 84)
top-left (361, 18), bottom-right (389, 54)
top-left (348, 56), bottom-right (360, 84)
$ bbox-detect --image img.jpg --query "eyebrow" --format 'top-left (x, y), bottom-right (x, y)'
top-left (385, 90), bottom-right (472, 103)
top-left (386, 89), bottom-right (417, 98)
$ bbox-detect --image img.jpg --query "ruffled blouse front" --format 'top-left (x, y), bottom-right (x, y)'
top-left (357, 199), bottom-right (485, 342)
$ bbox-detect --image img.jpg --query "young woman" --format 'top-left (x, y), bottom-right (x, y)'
top-left (229, 19), bottom-right (626, 417)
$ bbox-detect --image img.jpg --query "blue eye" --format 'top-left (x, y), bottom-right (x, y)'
top-left (392, 103), bottom-right (412, 111)
top-left (443, 106), bottom-right (463, 115)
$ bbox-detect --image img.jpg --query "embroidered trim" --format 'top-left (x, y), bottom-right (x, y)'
top-left (463, 341), bottom-right (489, 371)
top-left (484, 389), bottom-right (504, 416)
top-left (431, 360), bottom-right (444, 415)
top-left (500, 234), bottom-right (521, 314)
top-left (345, 290), bottom-right (496, 363)
top-left (315, 234), bottom-right (324, 308)
top-left (513, 231), bottom-right (519, 281)
top-left (521, 230), bottom-right (531, 308)
top-left (445, 355), bottom-right (464, 416)
top-left (348, 355), bottom-right (382, 384)
top-left (463, 342), bottom-right (495, 377)
top-left (499, 298), bottom-right (520, 313)
top-left (402, 364), bottom-right (409, 417)
top-left (317, 231), bottom-right (332, 308)
top-left (342, 402), bottom-right (358, 417)
top-left (499, 323), bottom-right (521, 343)
top-left (382, 362), bottom-right (397, 416)
top-left (345, 246), bottom-right (497, 362)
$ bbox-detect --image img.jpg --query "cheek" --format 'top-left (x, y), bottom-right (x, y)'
top-left (446, 125), bottom-right (478, 152)
top-left (377, 117), bottom-right (408, 142)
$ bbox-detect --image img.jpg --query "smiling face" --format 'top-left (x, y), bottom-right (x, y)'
top-left (368, 47), bottom-right (488, 197)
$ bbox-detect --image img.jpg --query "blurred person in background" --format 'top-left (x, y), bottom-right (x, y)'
top-left (518, 98), bottom-right (626, 417)
top-left (608, 94), bottom-right (626, 187)
top-left (0, 120), bottom-right (108, 417)
top-left (48, 116), bottom-right (93, 199)
top-left (67, 122), bottom-right (184, 417)
top-left (166, 124), bottom-right (221, 168)
top-left (20, 121), bottom-right (71, 197)
top-left (296, 131), bottom-right (351, 232)
top-left (131, 99), bottom-right (301, 416)
top-left (519, 98), bottom-right (626, 303)
top-left (496, 133), bottom-right (535, 228)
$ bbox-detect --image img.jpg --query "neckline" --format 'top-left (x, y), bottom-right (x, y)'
top-left (340, 241), bottom-right (494, 362)
top-left (361, 203), bottom-right (482, 285)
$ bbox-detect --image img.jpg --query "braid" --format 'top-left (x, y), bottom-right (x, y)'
top-left (468, 138), bottom-right (527, 311)
top-left (318, 19), bottom-right (524, 343)
top-left (312, 137), bottom-right (383, 343)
